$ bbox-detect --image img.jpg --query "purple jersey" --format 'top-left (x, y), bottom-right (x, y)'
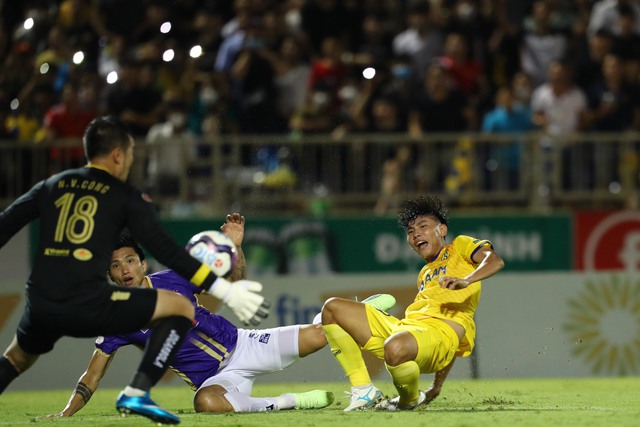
top-left (95, 270), bottom-right (238, 390)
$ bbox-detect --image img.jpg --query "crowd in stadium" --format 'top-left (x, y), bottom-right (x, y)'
top-left (1, 0), bottom-right (639, 191)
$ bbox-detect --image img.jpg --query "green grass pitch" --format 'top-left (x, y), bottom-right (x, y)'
top-left (1, 377), bottom-right (639, 427)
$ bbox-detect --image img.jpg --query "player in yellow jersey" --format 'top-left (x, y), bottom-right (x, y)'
top-left (321, 195), bottom-right (505, 411)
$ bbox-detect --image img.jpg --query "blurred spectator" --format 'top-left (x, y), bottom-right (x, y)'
top-left (299, 0), bottom-right (360, 55)
top-left (98, 0), bottom-right (146, 41)
top-left (610, 3), bottom-right (640, 82)
top-left (289, 90), bottom-right (335, 134)
top-left (512, 70), bottom-right (535, 106)
top-left (273, 35), bottom-right (311, 121)
top-left (348, 13), bottom-right (393, 70)
top-left (441, 0), bottom-right (497, 72)
top-left (306, 36), bottom-right (349, 116)
top-left (373, 145), bottom-right (411, 216)
top-left (437, 32), bottom-right (486, 99)
top-left (56, 0), bottom-right (114, 69)
top-left (146, 99), bottom-right (197, 200)
top-left (409, 64), bottom-right (473, 136)
top-left (0, 99), bottom-right (16, 198)
top-left (392, 0), bottom-right (444, 84)
top-left (521, 0), bottom-right (570, 87)
top-left (584, 53), bottom-right (640, 190)
top-left (43, 80), bottom-right (98, 172)
top-left (486, 0), bottom-right (522, 88)
top-left (576, 29), bottom-right (613, 91)
top-left (6, 84), bottom-right (52, 142)
top-left (585, 54), bottom-right (640, 131)
top-left (531, 60), bottom-right (588, 135)
top-left (104, 60), bottom-right (163, 136)
top-left (588, 0), bottom-right (640, 35)
top-left (214, 6), bottom-right (253, 74)
top-left (531, 60), bottom-right (589, 189)
top-left (481, 85), bottom-right (534, 190)
top-left (409, 63), bottom-right (473, 191)
top-left (229, 18), bottom-right (283, 133)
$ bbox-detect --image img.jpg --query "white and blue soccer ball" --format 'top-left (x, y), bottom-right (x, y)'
top-left (186, 230), bottom-right (237, 278)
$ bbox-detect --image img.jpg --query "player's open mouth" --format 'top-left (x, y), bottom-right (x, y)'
top-left (122, 278), bottom-right (134, 286)
top-left (417, 241), bottom-right (427, 248)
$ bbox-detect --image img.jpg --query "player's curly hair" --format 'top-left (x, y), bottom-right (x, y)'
top-left (397, 195), bottom-right (449, 230)
top-left (113, 233), bottom-right (146, 261)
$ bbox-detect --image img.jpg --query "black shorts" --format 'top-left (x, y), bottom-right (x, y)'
top-left (17, 284), bottom-right (157, 355)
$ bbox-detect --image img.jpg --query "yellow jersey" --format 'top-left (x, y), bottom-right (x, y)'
top-left (405, 235), bottom-right (492, 357)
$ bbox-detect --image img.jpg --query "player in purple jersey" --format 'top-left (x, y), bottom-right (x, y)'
top-left (41, 213), bottom-right (395, 416)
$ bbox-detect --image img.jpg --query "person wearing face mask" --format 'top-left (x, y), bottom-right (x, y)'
top-left (145, 99), bottom-right (197, 204)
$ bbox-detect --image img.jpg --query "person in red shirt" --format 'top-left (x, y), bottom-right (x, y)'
top-left (44, 81), bottom-right (97, 172)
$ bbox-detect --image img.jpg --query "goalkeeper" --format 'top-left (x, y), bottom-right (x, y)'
top-left (321, 195), bottom-right (505, 411)
top-left (0, 118), bottom-right (268, 425)
top-left (41, 213), bottom-right (395, 416)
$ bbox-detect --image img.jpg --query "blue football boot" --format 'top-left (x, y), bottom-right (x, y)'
top-left (116, 391), bottom-right (180, 425)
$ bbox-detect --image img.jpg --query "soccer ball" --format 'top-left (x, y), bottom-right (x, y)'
top-left (186, 230), bottom-right (237, 278)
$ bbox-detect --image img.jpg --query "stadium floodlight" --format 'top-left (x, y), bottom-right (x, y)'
top-left (10, 99), bottom-right (19, 110)
top-left (160, 21), bottom-right (171, 34)
top-left (163, 49), bottom-right (175, 62)
top-left (24, 18), bottom-right (34, 30)
top-left (189, 45), bottom-right (203, 58)
top-left (362, 67), bottom-right (376, 80)
top-left (106, 71), bottom-right (118, 84)
top-left (39, 63), bottom-right (49, 74)
top-left (73, 51), bottom-right (84, 65)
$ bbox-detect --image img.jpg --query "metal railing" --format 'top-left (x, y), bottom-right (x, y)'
top-left (1, 132), bottom-right (638, 216)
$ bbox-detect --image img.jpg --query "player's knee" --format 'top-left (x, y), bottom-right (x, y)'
top-left (320, 297), bottom-right (343, 324)
top-left (299, 324), bottom-right (327, 357)
top-left (160, 291), bottom-right (195, 320)
top-left (383, 335), bottom-right (414, 366)
top-left (177, 295), bottom-right (195, 320)
top-left (194, 391), bottom-right (233, 413)
top-left (5, 344), bottom-right (38, 373)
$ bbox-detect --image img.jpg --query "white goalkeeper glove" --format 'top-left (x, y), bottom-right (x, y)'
top-left (208, 277), bottom-right (270, 325)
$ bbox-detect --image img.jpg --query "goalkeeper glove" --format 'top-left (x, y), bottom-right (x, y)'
top-left (208, 277), bottom-right (270, 325)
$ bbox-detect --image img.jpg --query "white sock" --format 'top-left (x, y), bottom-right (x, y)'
top-left (224, 391), bottom-right (281, 412)
top-left (123, 386), bottom-right (146, 397)
top-left (312, 312), bottom-right (322, 324)
top-left (352, 383), bottom-right (374, 392)
top-left (276, 394), bottom-right (296, 410)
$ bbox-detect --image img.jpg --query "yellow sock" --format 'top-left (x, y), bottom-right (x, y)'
top-left (386, 361), bottom-right (420, 407)
top-left (323, 324), bottom-right (371, 386)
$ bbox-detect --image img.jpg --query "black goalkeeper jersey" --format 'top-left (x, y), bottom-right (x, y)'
top-left (0, 165), bottom-right (215, 306)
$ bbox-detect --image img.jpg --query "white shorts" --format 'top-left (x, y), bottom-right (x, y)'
top-left (196, 325), bottom-right (300, 395)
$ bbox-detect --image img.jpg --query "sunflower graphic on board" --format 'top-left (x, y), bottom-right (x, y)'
top-left (564, 275), bottom-right (640, 375)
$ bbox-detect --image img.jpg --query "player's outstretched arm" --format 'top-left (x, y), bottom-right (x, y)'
top-left (38, 350), bottom-right (113, 418)
top-left (220, 212), bottom-right (247, 281)
top-left (424, 357), bottom-right (456, 405)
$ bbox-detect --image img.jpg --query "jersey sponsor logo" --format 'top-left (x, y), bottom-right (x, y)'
top-left (259, 333), bottom-right (271, 344)
top-left (424, 266), bottom-right (447, 283)
top-left (441, 250), bottom-right (449, 261)
top-left (44, 248), bottom-right (70, 257)
top-left (265, 404), bottom-right (275, 411)
top-left (73, 248), bottom-right (93, 261)
top-left (110, 291), bottom-right (131, 301)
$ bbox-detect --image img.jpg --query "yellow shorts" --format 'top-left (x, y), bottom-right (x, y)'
top-left (362, 304), bottom-right (460, 373)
